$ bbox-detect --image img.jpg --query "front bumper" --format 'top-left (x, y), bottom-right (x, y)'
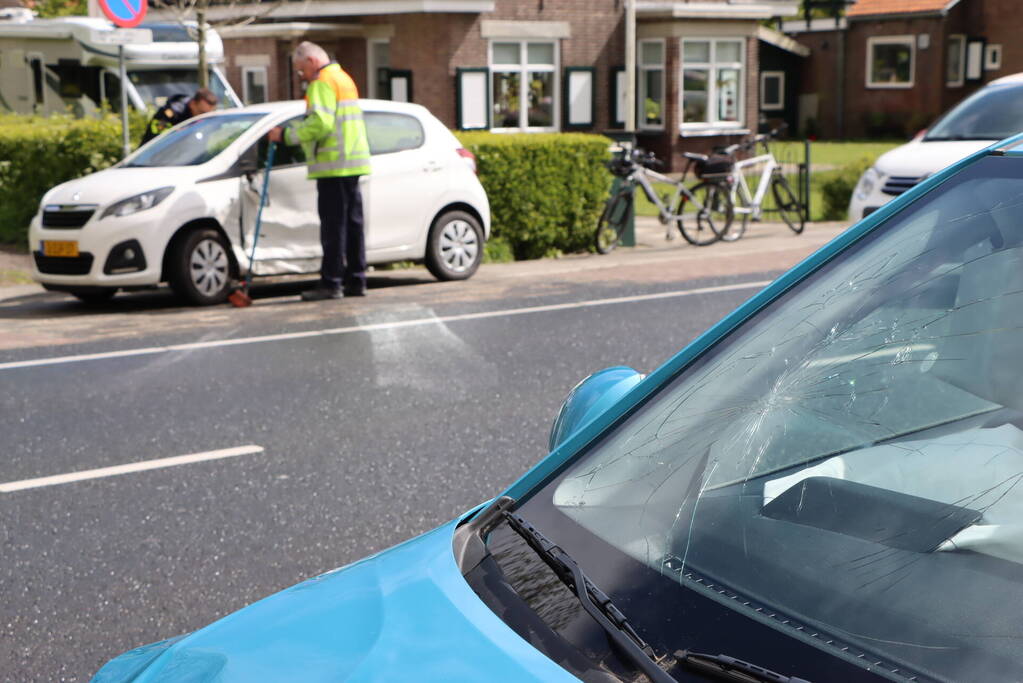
top-left (28, 210), bottom-right (170, 288)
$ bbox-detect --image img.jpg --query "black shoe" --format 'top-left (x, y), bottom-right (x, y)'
top-left (343, 285), bottom-right (366, 297)
top-left (301, 286), bottom-right (343, 301)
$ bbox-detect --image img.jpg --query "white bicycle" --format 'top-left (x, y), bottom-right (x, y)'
top-left (717, 130), bottom-right (805, 241)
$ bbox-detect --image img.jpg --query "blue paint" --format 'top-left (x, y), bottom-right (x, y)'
top-left (91, 519), bottom-right (578, 682)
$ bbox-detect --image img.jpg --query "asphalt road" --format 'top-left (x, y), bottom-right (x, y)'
top-left (0, 221), bottom-right (847, 681)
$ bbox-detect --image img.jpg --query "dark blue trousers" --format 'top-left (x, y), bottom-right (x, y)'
top-left (316, 176), bottom-right (366, 291)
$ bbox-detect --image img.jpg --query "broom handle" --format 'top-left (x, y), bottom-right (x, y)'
top-left (245, 142), bottom-right (276, 286)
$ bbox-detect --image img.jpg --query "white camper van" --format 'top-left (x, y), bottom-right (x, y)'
top-left (0, 11), bottom-right (240, 116)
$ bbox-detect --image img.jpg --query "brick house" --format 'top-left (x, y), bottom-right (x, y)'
top-left (154, 0), bottom-right (798, 170)
top-left (786, 0), bottom-right (1019, 138)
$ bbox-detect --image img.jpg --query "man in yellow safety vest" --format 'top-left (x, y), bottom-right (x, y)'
top-left (269, 41), bottom-right (372, 301)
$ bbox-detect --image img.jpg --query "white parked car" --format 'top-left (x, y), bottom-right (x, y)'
top-left (849, 72), bottom-right (1023, 221)
top-left (28, 100), bottom-right (490, 304)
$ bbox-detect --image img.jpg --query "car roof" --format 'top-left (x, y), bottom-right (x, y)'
top-left (988, 72), bottom-right (1023, 86)
top-left (224, 99), bottom-right (432, 118)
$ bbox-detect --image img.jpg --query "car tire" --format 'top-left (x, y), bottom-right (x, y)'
top-left (168, 228), bottom-right (234, 305)
top-left (70, 288), bottom-right (117, 305)
top-left (425, 210), bottom-right (484, 281)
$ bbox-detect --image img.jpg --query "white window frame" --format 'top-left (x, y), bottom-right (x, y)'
top-left (866, 35), bottom-right (915, 89)
top-left (367, 38), bottom-right (390, 99)
top-left (241, 66), bottom-right (267, 104)
top-left (488, 39), bottom-right (559, 133)
top-left (985, 43), bottom-right (1002, 71)
top-left (679, 37), bottom-right (746, 132)
top-left (947, 34), bottom-right (965, 87)
top-left (638, 38), bottom-right (665, 130)
top-left (760, 70), bottom-right (784, 111)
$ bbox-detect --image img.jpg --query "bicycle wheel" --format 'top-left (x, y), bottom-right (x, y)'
top-left (719, 181), bottom-right (749, 242)
top-left (771, 173), bottom-right (805, 234)
top-left (676, 181), bottom-right (731, 246)
top-left (594, 190), bottom-right (634, 254)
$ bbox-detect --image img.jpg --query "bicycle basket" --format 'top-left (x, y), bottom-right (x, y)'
top-left (696, 154), bottom-right (734, 178)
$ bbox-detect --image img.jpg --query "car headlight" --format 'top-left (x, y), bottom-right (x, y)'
top-left (101, 187), bottom-right (174, 219)
top-left (853, 167), bottom-right (881, 201)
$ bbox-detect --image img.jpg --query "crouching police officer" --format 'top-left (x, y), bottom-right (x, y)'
top-left (139, 88), bottom-right (219, 146)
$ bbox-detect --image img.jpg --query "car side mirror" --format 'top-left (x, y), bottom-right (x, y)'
top-left (548, 366), bottom-right (643, 452)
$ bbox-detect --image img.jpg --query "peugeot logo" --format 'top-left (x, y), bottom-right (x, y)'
top-left (72, 192), bottom-right (81, 202)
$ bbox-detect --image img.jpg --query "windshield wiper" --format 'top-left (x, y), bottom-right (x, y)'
top-left (924, 135), bottom-right (998, 141)
top-left (458, 501), bottom-right (812, 683)
top-left (676, 651), bottom-right (811, 683)
top-left (502, 511), bottom-right (679, 683)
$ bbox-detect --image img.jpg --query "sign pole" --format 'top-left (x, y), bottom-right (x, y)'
top-left (119, 44), bottom-right (129, 157)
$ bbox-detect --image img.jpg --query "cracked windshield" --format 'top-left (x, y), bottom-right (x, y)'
top-left (525, 155), bottom-right (1023, 682)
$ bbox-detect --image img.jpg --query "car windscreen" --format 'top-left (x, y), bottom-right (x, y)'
top-left (124, 113), bottom-right (264, 167)
top-left (925, 83), bottom-right (1023, 140)
top-left (129, 69), bottom-right (232, 110)
top-left (513, 154), bottom-right (1023, 682)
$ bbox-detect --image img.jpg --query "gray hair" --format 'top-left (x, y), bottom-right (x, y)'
top-left (293, 41), bottom-right (329, 65)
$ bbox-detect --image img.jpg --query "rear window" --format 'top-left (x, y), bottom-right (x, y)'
top-left (925, 83), bottom-right (1023, 141)
top-left (365, 112), bottom-right (424, 155)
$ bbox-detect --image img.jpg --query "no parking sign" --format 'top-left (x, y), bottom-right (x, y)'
top-left (98, 0), bottom-right (147, 28)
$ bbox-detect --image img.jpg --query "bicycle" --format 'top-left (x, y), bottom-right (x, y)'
top-left (716, 128), bottom-right (805, 241)
top-left (594, 144), bottom-right (734, 253)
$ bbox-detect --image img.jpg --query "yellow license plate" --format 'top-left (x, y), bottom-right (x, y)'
top-left (42, 240), bottom-right (79, 257)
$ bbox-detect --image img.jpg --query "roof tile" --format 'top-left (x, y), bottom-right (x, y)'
top-left (847, 0), bottom-right (952, 17)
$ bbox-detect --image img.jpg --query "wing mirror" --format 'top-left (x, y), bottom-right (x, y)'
top-left (548, 366), bottom-right (644, 452)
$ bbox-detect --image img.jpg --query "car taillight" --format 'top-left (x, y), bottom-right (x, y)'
top-left (913, 128), bottom-right (927, 141)
top-left (456, 147), bottom-right (477, 174)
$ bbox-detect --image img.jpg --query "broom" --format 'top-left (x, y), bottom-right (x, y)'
top-left (228, 141), bottom-right (276, 308)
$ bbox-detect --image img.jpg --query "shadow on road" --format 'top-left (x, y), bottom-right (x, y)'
top-left (0, 272), bottom-right (438, 320)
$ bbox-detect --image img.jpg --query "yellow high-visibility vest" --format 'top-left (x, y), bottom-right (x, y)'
top-left (285, 63), bottom-right (371, 178)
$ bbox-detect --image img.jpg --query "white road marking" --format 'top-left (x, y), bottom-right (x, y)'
top-left (0, 445), bottom-right (264, 493)
top-left (0, 280), bottom-right (771, 372)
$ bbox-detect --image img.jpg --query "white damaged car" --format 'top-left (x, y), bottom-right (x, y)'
top-left (849, 73), bottom-right (1023, 221)
top-left (29, 100), bottom-right (490, 304)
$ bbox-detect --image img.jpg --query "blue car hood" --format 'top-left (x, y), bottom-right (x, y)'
top-left (95, 518), bottom-right (578, 682)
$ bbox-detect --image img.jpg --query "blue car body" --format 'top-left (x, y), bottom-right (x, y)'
top-left (93, 134), bottom-right (1023, 682)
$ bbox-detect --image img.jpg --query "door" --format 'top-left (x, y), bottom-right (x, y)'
top-left (238, 123), bottom-right (320, 275)
top-left (361, 110), bottom-right (448, 253)
top-left (0, 49), bottom-right (29, 113)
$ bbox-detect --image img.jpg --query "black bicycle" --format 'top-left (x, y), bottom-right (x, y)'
top-left (594, 144), bottom-right (735, 254)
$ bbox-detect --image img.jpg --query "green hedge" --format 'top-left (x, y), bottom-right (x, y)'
top-left (817, 157), bottom-right (873, 221)
top-left (0, 117), bottom-right (613, 260)
top-left (0, 112), bottom-right (145, 245)
top-left (456, 132), bottom-right (612, 260)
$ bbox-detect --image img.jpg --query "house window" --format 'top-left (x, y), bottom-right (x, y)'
top-left (761, 70), bottom-right (784, 111)
top-left (490, 40), bottom-right (558, 131)
top-left (985, 44), bottom-right (1002, 71)
top-left (947, 34), bottom-right (965, 87)
top-left (456, 67), bottom-right (489, 130)
top-left (966, 39), bottom-right (984, 81)
top-left (242, 66), bottom-right (267, 104)
top-left (866, 36), bottom-right (914, 88)
top-left (368, 39), bottom-right (390, 99)
top-left (681, 38), bottom-right (745, 128)
top-left (639, 39), bottom-right (665, 129)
